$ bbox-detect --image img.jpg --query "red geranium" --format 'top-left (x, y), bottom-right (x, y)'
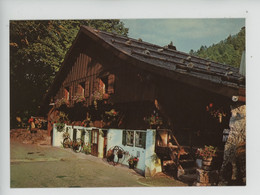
top-left (28, 118), bottom-right (34, 123)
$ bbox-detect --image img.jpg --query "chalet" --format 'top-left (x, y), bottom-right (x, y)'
top-left (40, 26), bottom-right (245, 179)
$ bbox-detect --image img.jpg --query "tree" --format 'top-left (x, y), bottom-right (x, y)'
top-left (190, 27), bottom-right (245, 68)
top-left (10, 20), bottom-right (128, 128)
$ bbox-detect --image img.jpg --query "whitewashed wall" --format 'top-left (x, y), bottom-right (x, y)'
top-left (52, 124), bottom-right (93, 147)
top-left (98, 129), bottom-right (105, 158)
top-left (106, 129), bottom-right (161, 176)
top-left (144, 129), bottom-right (162, 177)
top-left (107, 129), bottom-right (146, 171)
top-left (52, 124), bottom-right (64, 147)
top-left (53, 125), bottom-right (162, 177)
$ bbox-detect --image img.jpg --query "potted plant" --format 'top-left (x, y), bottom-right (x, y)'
top-left (128, 156), bottom-right (139, 169)
top-left (196, 145), bottom-right (217, 170)
top-left (83, 143), bottom-right (91, 154)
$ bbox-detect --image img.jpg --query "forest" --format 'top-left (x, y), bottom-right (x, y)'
top-left (190, 27), bottom-right (245, 68)
top-left (10, 20), bottom-right (128, 128)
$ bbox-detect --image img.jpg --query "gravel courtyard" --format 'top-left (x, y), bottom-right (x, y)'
top-left (10, 141), bottom-right (186, 188)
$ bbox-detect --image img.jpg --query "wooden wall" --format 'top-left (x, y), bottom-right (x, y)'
top-left (112, 66), bottom-right (157, 104)
top-left (54, 48), bottom-right (111, 106)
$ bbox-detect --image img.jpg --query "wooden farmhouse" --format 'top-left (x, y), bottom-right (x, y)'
top-left (40, 26), bottom-right (245, 179)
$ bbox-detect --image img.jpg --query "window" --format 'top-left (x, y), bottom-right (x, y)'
top-left (93, 131), bottom-right (98, 144)
top-left (135, 132), bottom-right (146, 149)
top-left (122, 130), bottom-right (146, 148)
top-left (77, 82), bottom-right (85, 97)
top-left (100, 74), bottom-right (115, 94)
top-left (100, 77), bottom-right (108, 94)
top-left (126, 131), bottom-right (134, 146)
top-left (122, 130), bottom-right (134, 146)
top-left (81, 130), bottom-right (86, 140)
top-left (73, 129), bottom-right (77, 141)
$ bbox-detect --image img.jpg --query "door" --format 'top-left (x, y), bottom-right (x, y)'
top-left (91, 129), bottom-right (99, 156)
top-left (102, 130), bottom-right (108, 158)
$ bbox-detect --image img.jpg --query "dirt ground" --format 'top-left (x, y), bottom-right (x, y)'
top-left (10, 140), bottom-right (186, 188)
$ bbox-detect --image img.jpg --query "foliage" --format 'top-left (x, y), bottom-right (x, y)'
top-left (83, 143), bottom-right (91, 154)
top-left (103, 109), bottom-right (119, 124)
top-left (190, 27), bottom-right (245, 68)
top-left (55, 98), bottom-right (69, 108)
top-left (56, 123), bottom-right (65, 132)
top-left (72, 95), bottom-right (86, 104)
top-left (10, 20), bottom-right (129, 128)
top-left (55, 111), bottom-right (69, 132)
top-left (196, 145), bottom-right (217, 160)
top-left (81, 117), bottom-right (92, 127)
top-left (92, 88), bottom-right (105, 102)
top-left (145, 112), bottom-right (163, 127)
top-left (206, 103), bottom-right (227, 123)
top-left (128, 156), bottom-right (139, 165)
top-left (105, 109), bottom-right (118, 117)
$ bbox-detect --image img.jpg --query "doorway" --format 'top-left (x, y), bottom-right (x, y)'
top-left (91, 129), bottom-right (99, 156)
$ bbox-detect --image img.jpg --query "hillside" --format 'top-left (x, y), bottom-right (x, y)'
top-left (190, 27), bottom-right (245, 68)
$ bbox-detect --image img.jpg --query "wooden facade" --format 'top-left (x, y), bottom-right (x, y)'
top-left (41, 26), bottom-right (245, 151)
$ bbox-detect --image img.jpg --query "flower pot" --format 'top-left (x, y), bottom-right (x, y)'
top-left (129, 163), bottom-right (135, 169)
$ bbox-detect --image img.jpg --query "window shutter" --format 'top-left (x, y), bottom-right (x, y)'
top-left (89, 131), bottom-right (92, 144)
top-left (108, 74), bottom-right (115, 94)
top-left (122, 130), bottom-right (126, 146)
top-left (142, 132), bottom-right (146, 149)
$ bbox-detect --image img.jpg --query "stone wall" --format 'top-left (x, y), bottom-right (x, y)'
top-left (219, 104), bottom-right (246, 185)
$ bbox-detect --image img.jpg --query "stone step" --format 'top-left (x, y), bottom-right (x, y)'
top-left (179, 159), bottom-right (195, 168)
top-left (177, 166), bottom-right (196, 179)
top-left (183, 167), bottom-right (197, 174)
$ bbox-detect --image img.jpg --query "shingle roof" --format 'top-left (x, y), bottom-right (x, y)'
top-left (40, 26), bottom-right (245, 114)
top-left (87, 27), bottom-right (245, 89)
